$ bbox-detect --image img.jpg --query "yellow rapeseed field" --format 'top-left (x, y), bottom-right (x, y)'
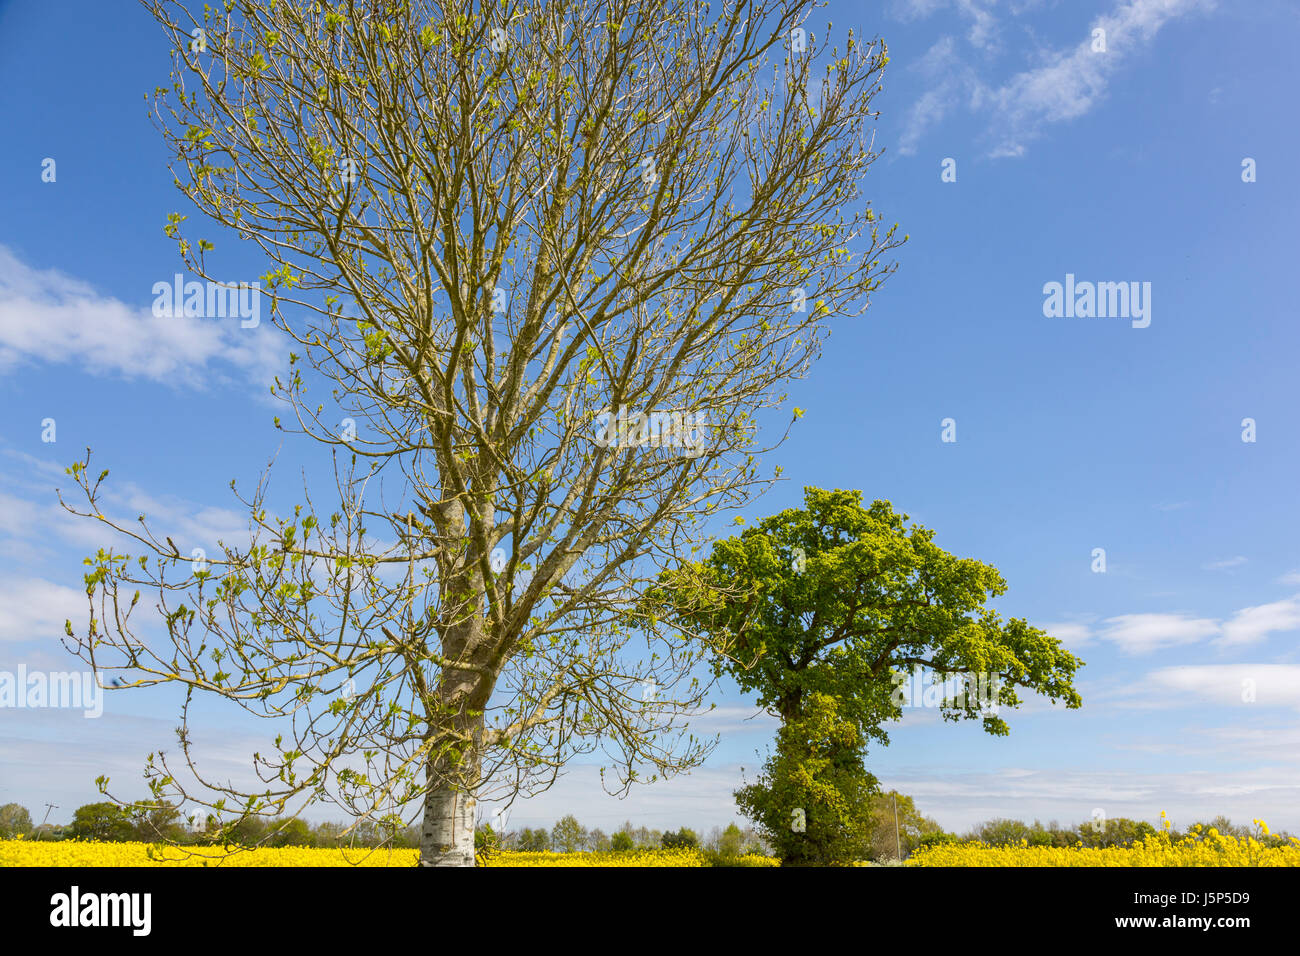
top-left (0, 840), bottom-right (727, 867)
top-left (6, 816), bottom-right (1294, 866)
top-left (910, 819), bottom-right (1300, 867)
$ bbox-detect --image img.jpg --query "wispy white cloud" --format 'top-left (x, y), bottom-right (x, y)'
top-left (1098, 612), bottom-right (1219, 654)
top-left (891, 0), bottom-right (951, 21)
top-left (0, 576), bottom-right (85, 643)
top-left (1203, 555), bottom-right (1247, 570)
top-left (961, 0), bottom-right (1001, 51)
top-left (0, 454), bottom-right (249, 564)
top-left (891, 0), bottom-right (1002, 51)
top-left (980, 0), bottom-right (1216, 156)
top-left (898, 0), bottom-right (1216, 157)
top-left (676, 704), bottom-right (778, 737)
top-left (1121, 723), bottom-right (1300, 762)
top-left (1040, 620), bottom-right (1094, 649)
top-left (1216, 596), bottom-right (1300, 649)
top-left (1143, 664), bottom-right (1300, 709)
top-left (0, 245), bottom-right (286, 388)
top-left (898, 37), bottom-right (980, 155)
top-left (1049, 592), bottom-right (1300, 656)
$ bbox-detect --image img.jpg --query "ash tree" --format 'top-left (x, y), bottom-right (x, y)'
top-left (61, 0), bottom-right (901, 865)
top-left (644, 487), bottom-right (1084, 862)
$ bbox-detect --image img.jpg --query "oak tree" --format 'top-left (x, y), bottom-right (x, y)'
top-left (646, 487), bottom-right (1084, 861)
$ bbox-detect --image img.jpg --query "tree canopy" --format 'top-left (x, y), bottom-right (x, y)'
top-left (62, 0), bottom-right (901, 865)
top-left (648, 487), bottom-right (1084, 745)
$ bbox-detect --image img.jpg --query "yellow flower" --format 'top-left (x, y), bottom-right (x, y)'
top-left (905, 818), bottom-right (1299, 868)
top-left (0, 841), bottom-right (761, 868)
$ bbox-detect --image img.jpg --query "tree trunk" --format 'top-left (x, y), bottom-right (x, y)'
top-left (418, 649), bottom-right (490, 866)
top-left (419, 781), bottom-right (477, 867)
top-left (418, 709), bottom-right (485, 866)
top-left (418, 571), bottom-right (492, 867)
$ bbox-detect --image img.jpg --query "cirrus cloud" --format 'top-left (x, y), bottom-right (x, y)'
top-left (897, 0), bottom-right (1217, 157)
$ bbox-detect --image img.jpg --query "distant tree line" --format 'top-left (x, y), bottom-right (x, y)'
top-left (0, 801), bottom-right (420, 848)
top-left (476, 815), bottom-right (770, 863)
top-left (0, 801), bottom-right (770, 859)
top-left (5, 800), bottom-right (1289, 860)
top-left (943, 814), bottom-right (1295, 851)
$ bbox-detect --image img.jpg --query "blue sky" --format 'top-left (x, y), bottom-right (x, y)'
top-left (2, 0), bottom-right (1299, 837)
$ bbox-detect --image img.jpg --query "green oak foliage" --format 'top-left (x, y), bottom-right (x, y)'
top-left (648, 487), bottom-right (1084, 746)
top-left (646, 486), bottom-right (1083, 864)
